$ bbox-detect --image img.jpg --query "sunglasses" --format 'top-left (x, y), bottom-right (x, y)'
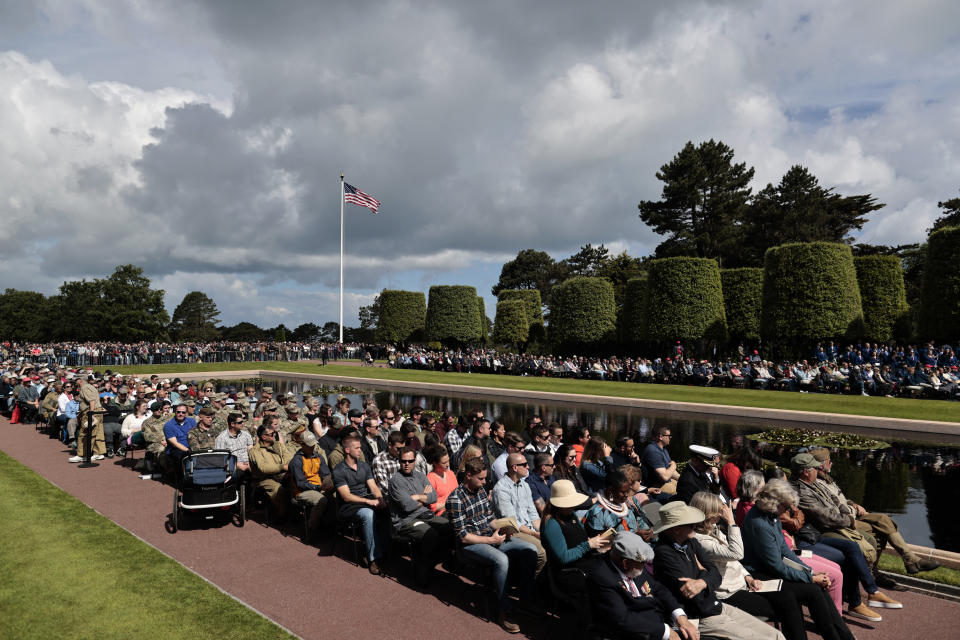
top-left (400, 459), bottom-right (416, 464)
top-left (514, 461), bottom-right (529, 467)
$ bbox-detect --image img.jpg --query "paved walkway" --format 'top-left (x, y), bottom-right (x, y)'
top-left (2, 418), bottom-right (958, 639)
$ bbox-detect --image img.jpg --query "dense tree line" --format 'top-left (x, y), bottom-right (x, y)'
top-left (0, 265), bottom-right (360, 345)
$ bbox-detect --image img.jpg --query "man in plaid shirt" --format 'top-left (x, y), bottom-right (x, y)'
top-left (372, 431), bottom-right (404, 495)
top-left (447, 457), bottom-right (538, 634)
top-left (443, 416), bottom-right (470, 457)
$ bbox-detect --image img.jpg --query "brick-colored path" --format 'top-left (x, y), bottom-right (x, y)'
top-left (1, 418), bottom-right (958, 639)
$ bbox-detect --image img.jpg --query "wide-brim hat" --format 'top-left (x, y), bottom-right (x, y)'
top-left (549, 479), bottom-right (588, 509)
top-left (652, 502), bottom-right (705, 534)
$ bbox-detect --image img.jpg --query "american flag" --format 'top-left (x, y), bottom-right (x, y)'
top-left (343, 182), bottom-right (381, 214)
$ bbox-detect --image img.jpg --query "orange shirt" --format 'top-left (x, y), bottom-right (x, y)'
top-left (572, 443), bottom-right (585, 466)
top-left (427, 469), bottom-right (458, 516)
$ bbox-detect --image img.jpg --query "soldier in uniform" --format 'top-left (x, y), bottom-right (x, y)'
top-left (259, 400), bottom-right (281, 427)
top-left (104, 386), bottom-right (136, 457)
top-left (187, 407), bottom-right (218, 451)
top-left (281, 404), bottom-right (306, 438)
top-left (140, 402), bottom-right (172, 473)
top-left (249, 421), bottom-right (296, 519)
top-left (210, 394), bottom-right (232, 438)
top-left (253, 386), bottom-right (275, 418)
top-left (71, 376), bottom-right (106, 463)
top-left (39, 382), bottom-right (60, 428)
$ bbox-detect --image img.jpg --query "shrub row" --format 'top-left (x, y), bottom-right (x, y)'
top-left (378, 238), bottom-right (942, 351)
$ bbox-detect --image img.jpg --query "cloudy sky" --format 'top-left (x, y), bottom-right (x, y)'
top-left (2, 1), bottom-right (958, 329)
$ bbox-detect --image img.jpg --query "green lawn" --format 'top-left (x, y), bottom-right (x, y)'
top-left (879, 553), bottom-right (960, 588)
top-left (100, 361), bottom-right (960, 424)
top-left (0, 451), bottom-right (295, 640)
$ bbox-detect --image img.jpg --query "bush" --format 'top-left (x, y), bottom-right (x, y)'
top-left (476, 296), bottom-right (488, 344)
top-left (492, 299), bottom-right (529, 346)
top-left (497, 290), bottom-right (544, 326)
top-left (620, 276), bottom-right (648, 343)
top-left (761, 242), bottom-right (863, 352)
top-left (920, 226), bottom-right (960, 342)
top-left (425, 285), bottom-right (481, 346)
top-left (498, 288), bottom-right (545, 342)
top-left (375, 290), bottom-right (426, 345)
top-left (645, 257), bottom-right (726, 342)
top-left (549, 277), bottom-right (616, 347)
top-left (854, 256), bottom-right (910, 342)
top-left (721, 268), bottom-right (763, 342)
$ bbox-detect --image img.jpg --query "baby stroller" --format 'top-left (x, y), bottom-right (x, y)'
top-left (170, 450), bottom-right (245, 532)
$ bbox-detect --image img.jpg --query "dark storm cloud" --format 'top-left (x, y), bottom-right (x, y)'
top-left (5, 0), bottom-right (960, 328)
top-left (114, 0), bottom-right (694, 272)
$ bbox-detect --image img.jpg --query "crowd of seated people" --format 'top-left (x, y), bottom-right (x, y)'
top-left (389, 340), bottom-right (960, 400)
top-left (3, 365), bottom-right (942, 637)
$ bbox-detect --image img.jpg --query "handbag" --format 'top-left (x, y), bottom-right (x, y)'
top-left (824, 527), bottom-right (877, 565)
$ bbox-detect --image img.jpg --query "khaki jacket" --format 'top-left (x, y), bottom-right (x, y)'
top-left (792, 478), bottom-right (856, 533)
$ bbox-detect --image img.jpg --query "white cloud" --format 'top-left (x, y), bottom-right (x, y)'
top-left (2, 0), bottom-right (960, 327)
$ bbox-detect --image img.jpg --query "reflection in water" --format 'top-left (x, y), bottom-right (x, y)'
top-left (262, 377), bottom-right (960, 551)
top-left (922, 465), bottom-right (960, 553)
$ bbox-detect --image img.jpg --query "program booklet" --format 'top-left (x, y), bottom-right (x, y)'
top-left (755, 579), bottom-right (783, 593)
top-left (492, 517), bottom-right (520, 535)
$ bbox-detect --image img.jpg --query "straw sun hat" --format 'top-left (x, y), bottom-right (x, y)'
top-left (652, 501), bottom-right (706, 535)
top-left (549, 479), bottom-right (588, 509)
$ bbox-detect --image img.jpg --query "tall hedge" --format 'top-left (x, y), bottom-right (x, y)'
top-left (721, 268), bottom-right (763, 342)
top-left (425, 285), bottom-right (481, 345)
top-left (620, 276), bottom-right (648, 343)
top-left (497, 289), bottom-right (544, 326)
top-left (375, 289), bottom-right (426, 345)
top-left (920, 226), bottom-right (960, 342)
top-left (761, 242), bottom-right (863, 350)
top-left (476, 296), bottom-right (488, 344)
top-left (854, 256), bottom-right (910, 342)
top-left (645, 257), bottom-right (726, 342)
top-left (549, 277), bottom-right (616, 346)
top-left (493, 299), bottom-right (529, 346)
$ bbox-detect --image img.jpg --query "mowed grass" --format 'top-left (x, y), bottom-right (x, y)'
top-left (100, 361), bottom-right (960, 424)
top-left (0, 451), bottom-right (295, 640)
top-left (878, 553), bottom-right (960, 588)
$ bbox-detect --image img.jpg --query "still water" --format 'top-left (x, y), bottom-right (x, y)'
top-left (260, 376), bottom-right (960, 552)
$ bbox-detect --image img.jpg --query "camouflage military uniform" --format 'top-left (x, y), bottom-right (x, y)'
top-left (141, 415), bottom-right (168, 457)
top-left (108, 395), bottom-right (136, 418)
top-left (212, 403), bottom-right (232, 438)
top-left (187, 425), bottom-right (218, 451)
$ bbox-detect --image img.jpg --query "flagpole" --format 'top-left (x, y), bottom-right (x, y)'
top-left (339, 171), bottom-right (344, 344)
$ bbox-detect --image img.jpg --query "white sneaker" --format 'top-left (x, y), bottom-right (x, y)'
top-left (68, 455), bottom-right (85, 463)
top-left (91, 454), bottom-right (105, 461)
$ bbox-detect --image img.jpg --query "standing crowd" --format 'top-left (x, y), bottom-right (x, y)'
top-left (390, 340), bottom-right (960, 400)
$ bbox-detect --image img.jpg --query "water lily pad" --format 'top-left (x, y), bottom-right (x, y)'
top-left (746, 427), bottom-right (890, 450)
